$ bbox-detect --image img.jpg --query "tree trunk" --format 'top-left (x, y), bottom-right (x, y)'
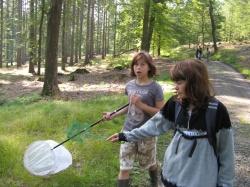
top-left (141, 0), bottom-right (150, 51)
top-left (29, 0), bottom-right (36, 74)
top-left (16, 0), bottom-right (23, 67)
top-left (102, 7), bottom-right (106, 59)
top-left (69, 1), bottom-right (76, 66)
top-left (78, 1), bottom-right (85, 60)
top-left (157, 33), bottom-right (161, 56)
top-left (89, 0), bottom-right (95, 59)
top-left (85, 0), bottom-right (91, 64)
top-left (61, 0), bottom-right (67, 70)
top-left (42, 0), bottom-right (63, 96)
top-left (37, 0), bottom-right (45, 75)
top-left (208, 0), bottom-right (218, 52)
top-left (0, 0), bottom-right (3, 68)
top-left (74, 4), bottom-right (79, 64)
top-left (148, 11), bottom-right (155, 51)
top-left (113, 0), bottom-right (117, 57)
top-left (96, 0), bottom-right (101, 55)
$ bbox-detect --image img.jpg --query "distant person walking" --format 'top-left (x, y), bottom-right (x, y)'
top-left (195, 45), bottom-right (203, 60)
top-left (206, 45), bottom-right (211, 63)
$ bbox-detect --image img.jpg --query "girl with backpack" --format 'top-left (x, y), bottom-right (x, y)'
top-left (107, 59), bottom-right (235, 187)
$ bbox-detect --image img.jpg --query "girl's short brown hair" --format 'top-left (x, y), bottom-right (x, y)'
top-left (170, 59), bottom-right (214, 108)
top-left (130, 51), bottom-right (156, 78)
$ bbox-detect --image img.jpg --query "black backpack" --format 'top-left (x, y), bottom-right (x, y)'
top-left (175, 98), bottom-right (219, 157)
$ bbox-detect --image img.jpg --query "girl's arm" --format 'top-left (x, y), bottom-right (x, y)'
top-left (216, 128), bottom-right (235, 187)
top-left (216, 103), bottom-right (235, 187)
top-left (107, 111), bottom-right (174, 142)
top-left (131, 94), bottom-right (164, 116)
top-left (103, 106), bottom-right (128, 120)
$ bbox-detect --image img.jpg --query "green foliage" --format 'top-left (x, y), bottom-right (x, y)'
top-left (166, 46), bottom-right (194, 61)
top-left (211, 49), bottom-right (238, 64)
top-left (3, 93), bottom-right (42, 106)
top-left (106, 55), bottom-right (131, 70)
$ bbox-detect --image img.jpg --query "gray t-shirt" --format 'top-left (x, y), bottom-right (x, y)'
top-left (123, 80), bottom-right (164, 131)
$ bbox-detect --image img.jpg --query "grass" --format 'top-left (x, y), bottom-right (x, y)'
top-left (211, 48), bottom-right (250, 79)
top-left (0, 89), bottom-right (173, 186)
top-left (0, 94), bottom-right (126, 186)
top-left (167, 46), bottom-right (195, 61)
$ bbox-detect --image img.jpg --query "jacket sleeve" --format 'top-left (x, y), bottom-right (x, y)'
top-left (124, 112), bottom-right (174, 142)
top-left (216, 128), bottom-right (235, 187)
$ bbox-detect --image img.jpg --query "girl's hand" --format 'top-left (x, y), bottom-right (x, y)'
top-left (106, 133), bottom-right (119, 142)
top-left (130, 94), bottom-right (141, 105)
top-left (102, 112), bottom-right (113, 120)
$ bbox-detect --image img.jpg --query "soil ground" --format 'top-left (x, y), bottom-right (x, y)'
top-left (0, 57), bottom-right (249, 186)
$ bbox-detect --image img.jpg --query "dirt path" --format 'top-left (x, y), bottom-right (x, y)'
top-left (207, 61), bottom-right (250, 187)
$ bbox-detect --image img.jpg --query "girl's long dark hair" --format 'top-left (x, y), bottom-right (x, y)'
top-left (170, 59), bottom-right (214, 109)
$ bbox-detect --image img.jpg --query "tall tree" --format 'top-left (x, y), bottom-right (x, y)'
top-left (141, 0), bottom-right (151, 51)
top-left (16, 0), bottom-right (23, 67)
top-left (37, 0), bottom-right (45, 75)
top-left (29, 0), bottom-right (36, 74)
top-left (85, 0), bottom-right (91, 64)
top-left (61, 0), bottom-right (67, 70)
top-left (0, 0), bottom-right (3, 68)
top-left (69, 0), bottom-right (76, 66)
top-left (42, 0), bottom-right (63, 96)
top-left (208, 0), bottom-right (218, 52)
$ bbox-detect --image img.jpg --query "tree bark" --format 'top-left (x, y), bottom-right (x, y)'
top-left (37, 0), bottom-right (45, 75)
top-left (29, 0), bottom-right (36, 74)
top-left (208, 0), bottom-right (218, 52)
top-left (0, 0), bottom-right (3, 68)
top-left (42, 0), bottom-right (63, 96)
top-left (85, 0), bottom-right (91, 64)
top-left (141, 0), bottom-right (151, 51)
top-left (16, 0), bottom-right (23, 67)
top-left (61, 0), bottom-right (67, 70)
top-left (69, 1), bottom-right (76, 66)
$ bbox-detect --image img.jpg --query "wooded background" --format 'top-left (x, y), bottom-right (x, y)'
top-left (0, 0), bottom-right (249, 95)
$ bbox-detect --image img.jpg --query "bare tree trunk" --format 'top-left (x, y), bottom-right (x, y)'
top-left (78, 0), bottom-right (85, 60)
top-left (209, 0), bottom-right (218, 52)
top-left (42, 0), bottom-right (63, 96)
top-left (85, 0), bottom-right (91, 64)
top-left (16, 0), bottom-right (23, 67)
top-left (74, 4), bottom-right (79, 64)
top-left (113, 0), bottom-right (117, 57)
top-left (89, 0), bottom-right (95, 59)
top-left (96, 0), bottom-right (101, 55)
top-left (29, 0), bottom-right (36, 74)
top-left (141, 0), bottom-right (150, 51)
top-left (0, 0), bottom-right (3, 68)
top-left (102, 7), bottom-right (106, 59)
top-left (157, 33), bottom-right (161, 56)
top-left (37, 0), bottom-right (45, 75)
top-left (61, 0), bottom-right (67, 70)
top-left (69, 1), bottom-right (76, 66)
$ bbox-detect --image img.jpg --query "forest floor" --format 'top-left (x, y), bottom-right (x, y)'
top-left (0, 47), bottom-right (250, 186)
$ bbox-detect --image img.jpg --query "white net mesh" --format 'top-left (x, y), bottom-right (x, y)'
top-left (23, 140), bottom-right (72, 176)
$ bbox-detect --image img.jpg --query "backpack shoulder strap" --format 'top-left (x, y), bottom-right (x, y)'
top-left (206, 98), bottom-right (219, 156)
top-left (175, 101), bottom-right (182, 123)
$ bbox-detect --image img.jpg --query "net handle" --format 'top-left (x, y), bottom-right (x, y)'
top-left (52, 103), bottom-right (129, 150)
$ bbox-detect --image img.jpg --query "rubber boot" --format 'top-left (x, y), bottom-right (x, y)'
top-left (117, 179), bottom-right (130, 187)
top-left (149, 169), bottom-right (158, 187)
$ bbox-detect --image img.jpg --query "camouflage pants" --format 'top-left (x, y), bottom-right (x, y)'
top-left (119, 137), bottom-right (157, 170)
